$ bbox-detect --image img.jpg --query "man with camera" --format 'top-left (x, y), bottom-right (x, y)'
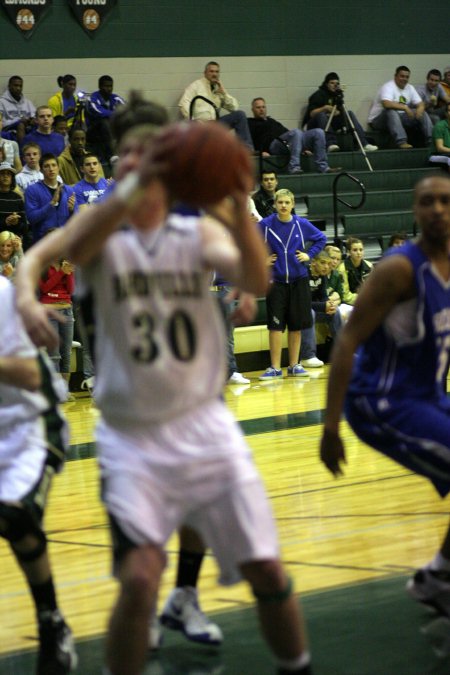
top-left (303, 72), bottom-right (377, 152)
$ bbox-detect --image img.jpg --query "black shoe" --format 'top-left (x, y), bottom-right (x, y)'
top-left (38, 610), bottom-right (77, 674)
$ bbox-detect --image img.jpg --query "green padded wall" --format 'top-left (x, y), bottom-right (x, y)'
top-left (1, 0), bottom-right (449, 60)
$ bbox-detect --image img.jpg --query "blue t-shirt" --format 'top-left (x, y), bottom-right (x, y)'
top-left (73, 177), bottom-right (109, 205)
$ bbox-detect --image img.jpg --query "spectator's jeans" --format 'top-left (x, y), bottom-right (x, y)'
top-left (219, 111), bottom-right (254, 150)
top-left (300, 309), bottom-right (342, 360)
top-left (269, 128), bottom-right (329, 173)
top-left (212, 285), bottom-right (238, 377)
top-left (47, 306), bottom-right (74, 374)
top-left (369, 109), bottom-right (433, 146)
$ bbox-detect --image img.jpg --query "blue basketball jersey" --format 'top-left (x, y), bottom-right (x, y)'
top-left (348, 241), bottom-right (450, 407)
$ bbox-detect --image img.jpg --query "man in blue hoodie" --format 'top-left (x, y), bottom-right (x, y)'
top-left (259, 189), bottom-right (326, 379)
top-left (25, 154), bottom-right (78, 243)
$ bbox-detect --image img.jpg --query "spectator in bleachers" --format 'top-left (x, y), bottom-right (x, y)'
top-left (337, 237), bottom-right (373, 306)
top-left (53, 116), bottom-right (69, 146)
top-left (416, 70), bottom-right (450, 126)
top-left (73, 154), bottom-right (109, 208)
top-left (324, 244), bottom-right (354, 322)
top-left (39, 250), bottom-right (76, 401)
top-left (48, 75), bottom-right (79, 130)
top-left (16, 142), bottom-right (49, 194)
top-left (179, 61), bottom-right (254, 149)
top-left (303, 72), bottom-right (377, 153)
top-left (22, 106), bottom-right (65, 157)
top-left (258, 188), bottom-right (326, 380)
top-left (0, 163), bottom-right (28, 247)
top-left (25, 154), bottom-right (77, 243)
top-left (324, 244), bottom-right (344, 303)
top-left (441, 67), bottom-right (450, 99)
top-left (429, 101), bottom-right (450, 169)
top-left (0, 112), bottom-right (21, 172)
top-left (300, 250), bottom-right (342, 368)
top-left (58, 127), bottom-right (104, 185)
top-left (86, 75), bottom-right (125, 164)
top-left (0, 76), bottom-right (35, 143)
top-left (387, 231), bottom-right (409, 248)
top-left (368, 66), bottom-right (433, 149)
top-left (252, 171), bottom-right (279, 218)
top-left (248, 97), bottom-right (341, 175)
top-left (0, 230), bottom-right (23, 279)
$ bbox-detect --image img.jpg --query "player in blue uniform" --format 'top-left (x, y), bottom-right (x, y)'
top-left (320, 174), bottom-right (450, 632)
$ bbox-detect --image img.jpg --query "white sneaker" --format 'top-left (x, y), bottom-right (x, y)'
top-left (160, 587), bottom-right (223, 645)
top-left (327, 144), bottom-right (340, 152)
top-left (364, 143), bottom-right (378, 152)
top-left (406, 567), bottom-right (450, 617)
top-left (81, 376), bottom-right (95, 395)
top-left (228, 372), bottom-right (250, 384)
top-left (301, 357), bottom-right (324, 368)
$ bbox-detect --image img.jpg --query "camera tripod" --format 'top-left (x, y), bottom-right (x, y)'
top-left (325, 101), bottom-right (374, 172)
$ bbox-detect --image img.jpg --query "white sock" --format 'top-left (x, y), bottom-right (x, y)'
top-left (277, 650), bottom-right (311, 671)
top-left (430, 552), bottom-right (450, 572)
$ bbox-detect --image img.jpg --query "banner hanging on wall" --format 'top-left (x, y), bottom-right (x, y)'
top-left (67, 0), bottom-right (116, 35)
top-left (0, 0), bottom-right (52, 38)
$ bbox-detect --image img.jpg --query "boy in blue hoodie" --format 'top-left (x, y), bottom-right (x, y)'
top-left (259, 189), bottom-right (326, 379)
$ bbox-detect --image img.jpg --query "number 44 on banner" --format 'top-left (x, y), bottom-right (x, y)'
top-left (0, 0), bottom-right (52, 38)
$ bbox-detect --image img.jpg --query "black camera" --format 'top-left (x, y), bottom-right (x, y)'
top-left (334, 88), bottom-right (344, 106)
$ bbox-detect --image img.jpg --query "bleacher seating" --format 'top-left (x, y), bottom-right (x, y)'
top-left (239, 145), bottom-right (445, 368)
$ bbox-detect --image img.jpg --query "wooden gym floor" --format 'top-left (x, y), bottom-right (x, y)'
top-left (1, 368), bottom-right (449, 674)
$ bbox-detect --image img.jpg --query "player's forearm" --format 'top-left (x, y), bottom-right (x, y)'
top-left (63, 195), bottom-right (129, 266)
top-left (0, 356), bottom-right (41, 391)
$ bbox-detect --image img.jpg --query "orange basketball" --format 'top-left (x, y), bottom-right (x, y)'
top-left (152, 121), bottom-right (254, 207)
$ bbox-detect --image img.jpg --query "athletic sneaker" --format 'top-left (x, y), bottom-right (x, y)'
top-left (406, 567), bottom-right (450, 617)
top-left (363, 144), bottom-right (378, 152)
top-left (160, 587), bottom-right (223, 645)
top-left (301, 357), bottom-right (324, 368)
top-left (327, 144), bottom-right (340, 152)
top-left (37, 610), bottom-right (77, 674)
top-left (228, 371), bottom-right (250, 384)
top-left (287, 364), bottom-right (309, 377)
top-left (259, 367), bottom-right (283, 380)
top-left (81, 376), bottom-right (95, 396)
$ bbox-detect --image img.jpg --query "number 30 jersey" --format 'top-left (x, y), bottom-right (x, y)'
top-left (81, 214), bottom-right (227, 430)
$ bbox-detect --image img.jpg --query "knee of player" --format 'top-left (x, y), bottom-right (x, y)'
top-left (242, 558), bottom-right (292, 598)
top-left (119, 546), bottom-right (166, 602)
top-left (0, 505), bottom-right (47, 563)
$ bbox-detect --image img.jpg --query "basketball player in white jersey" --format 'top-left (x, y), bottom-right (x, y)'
top-left (16, 122), bottom-right (313, 675)
top-left (0, 276), bottom-right (77, 674)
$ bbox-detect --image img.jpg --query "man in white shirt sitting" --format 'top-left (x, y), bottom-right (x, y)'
top-left (368, 65), bottom-right (433, 149)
